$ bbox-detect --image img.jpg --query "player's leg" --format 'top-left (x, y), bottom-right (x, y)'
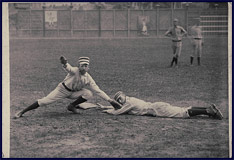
top-left (190, 56), bottom-right (194, 65)
top-left (150, 102), bottom-right (191, 118)
top-left (151, 102), bottom-right (223, 120)
top-left (197, 57), bottom-right (200, 65)
top-left (14, 85), bottom-right (70, 118)
top-left (175, 42), bottom-right (182, 66)
top-left (188, 104), bottom-right (223, 120)
top-left (67, 88), bottom-right (93, 113)
top-left (190, 40), bottom-right (197, 65)
top-left (170, 44), bottom-right (177, 67)
top-left (14, 101), bottom-right (40, 118)
top-left (197, 40), bottom-right (202, 65)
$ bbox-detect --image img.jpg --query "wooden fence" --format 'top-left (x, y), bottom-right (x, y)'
top-left (9, 7), bottom-right (228, 38)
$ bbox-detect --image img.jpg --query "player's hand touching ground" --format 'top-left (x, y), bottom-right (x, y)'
top-left (108, 99), bottom-right (122, 110)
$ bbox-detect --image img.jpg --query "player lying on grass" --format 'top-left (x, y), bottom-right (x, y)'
top-left (101, 91), bottom-right (223, 120)
top-left (14, 56), bottom-right (121, 119)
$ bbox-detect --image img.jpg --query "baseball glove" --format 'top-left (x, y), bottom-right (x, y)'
top-left (109, 99), bottom-right (122, 110)
top-left (60, 56), bottom-right (67, 65)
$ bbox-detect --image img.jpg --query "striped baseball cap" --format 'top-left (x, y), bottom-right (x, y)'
top-left (114, 91), bottom-right (124, 101)
top-left (78, 57), bottom-right (90, 65)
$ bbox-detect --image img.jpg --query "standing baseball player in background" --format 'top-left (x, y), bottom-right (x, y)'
top-left (189, 18), bottom-right (203, 66)
top-left (102, 91), bottom-right (223, 120)
top-left (14, 56), bottom-right (121, 118)
top-left (142, 18), bottom-right (148, 36)
top-left (165, 18), bottom-right (187, 67)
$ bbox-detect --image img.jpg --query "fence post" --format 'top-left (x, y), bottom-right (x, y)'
top-left (156, 4), bottom-right (160, 37)
top-left (127, 5), bottom-right (130, 37)
top-left (186, 3), bottom-right (189, 34)
top-left (29, 8), bottom-right (31, 36)
top-left (85, 10), bottom-right (87, 37)
top-left (113, 9), bottom-right (115, 37)
top-left (171, 4), bottom-right (174, 26)
top-left (16, 10), bottom-right (19, 37)
top-left (70, 4), bottom-right (73, 37)
top-left (42, 5), bottom-right (46, 37)
top-left (57, 10), bottom-right (59, 37)
top-left (98, 5), bottom-right (101, 37)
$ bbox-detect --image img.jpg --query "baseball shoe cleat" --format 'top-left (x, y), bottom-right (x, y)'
top-left (67, 103), bottom-right (79, 114)
top-left (13, 111), bottom-right (23, 119)
top-left (208, 104), bottom-right (223, 120)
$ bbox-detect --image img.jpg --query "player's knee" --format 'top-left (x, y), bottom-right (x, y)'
top-left (37, 99), bottom-right (47, 106)
top-left (37, 97), bottom-right (57, 106)
top-left (82, 90), bottom-right (93, 100)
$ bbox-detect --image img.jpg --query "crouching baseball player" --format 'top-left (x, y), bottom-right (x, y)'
top-left (102, 91), bottom-right (223, 120)
top-left (14, 56), bottom-right (121, 118)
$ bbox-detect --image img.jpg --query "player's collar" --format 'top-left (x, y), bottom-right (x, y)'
top-left (79, 72), bottom-right (88, 77)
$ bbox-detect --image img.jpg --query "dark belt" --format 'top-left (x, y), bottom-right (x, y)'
top-left (194, 38), bottom-right (202, 40)
top-left (172, 40), bottom-right (181, 42)
top-left (62, 82), bottom-right (74, 92)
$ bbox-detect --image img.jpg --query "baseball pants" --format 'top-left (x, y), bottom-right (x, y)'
top-left (38, 83), bottom-right (93, 106)
top-left (191, 39), bottom-right (202, 57)
top-left (172, 41), bottom-right (182, 57)
top-left (150, 102), bottom-right (191, 118)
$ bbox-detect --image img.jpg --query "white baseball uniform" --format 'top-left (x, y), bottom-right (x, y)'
top-left (190, 25), bottom-right (203, 57)
top-left (165, 26), bottom-right (187, 57)
top-left (103, 96), bottom-right (191, 118)
top-left (38, 63), bottom-right (110, 106)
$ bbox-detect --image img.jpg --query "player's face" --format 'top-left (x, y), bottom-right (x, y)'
top-left (79, 64), bottom-right (89, 75)
top-left (173, 21), bottom-right (178, 26)
top-left (116, 93), bottom-right (126, 105)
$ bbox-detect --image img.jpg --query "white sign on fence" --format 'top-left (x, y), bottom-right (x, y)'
top-left (45, 11), bottom-right (57, 29)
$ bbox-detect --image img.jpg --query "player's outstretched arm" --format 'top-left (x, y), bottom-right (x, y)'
top-left (108, 99), bottom-right (122, 110)
top-left (104, 103), bottom-right (132, 115)
top-left (60, 56), bottom-right (77, 73)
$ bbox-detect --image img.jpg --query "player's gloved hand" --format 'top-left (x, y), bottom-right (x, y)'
top-left (108, 99), bottom-right (122, 110)
top-left (60, 56), bottom-right (67, 65)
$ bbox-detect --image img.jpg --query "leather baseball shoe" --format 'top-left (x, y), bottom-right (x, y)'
top-left (13, 111), bottom-right (23, 119)
top-left (67, 103), bottom-right (79, 114)
top-left (209, 104), bottom-right (223, 120)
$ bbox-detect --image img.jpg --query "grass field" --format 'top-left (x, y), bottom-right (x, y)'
top-left (10, 37), bottom-right (230, 158)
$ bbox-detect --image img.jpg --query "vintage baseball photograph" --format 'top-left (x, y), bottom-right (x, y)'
top-left (2, 2), bottom-right (232, 158)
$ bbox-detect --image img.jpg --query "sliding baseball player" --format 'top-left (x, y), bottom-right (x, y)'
top-left (102, 91), bottom-right (223, 120)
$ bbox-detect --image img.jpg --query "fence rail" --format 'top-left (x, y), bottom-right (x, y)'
top-left (9, 8), bottom-right (228, 38)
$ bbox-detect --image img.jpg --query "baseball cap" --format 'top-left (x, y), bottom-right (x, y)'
top-left (78, 57), bottom-right (90, 65)
top-left (173, 18), bottom-right (179, 22)
top-left (114, 91), bottom-right (124, 101)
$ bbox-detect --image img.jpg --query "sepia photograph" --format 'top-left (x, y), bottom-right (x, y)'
top-left (2, 2), bottom-right (232, 158)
